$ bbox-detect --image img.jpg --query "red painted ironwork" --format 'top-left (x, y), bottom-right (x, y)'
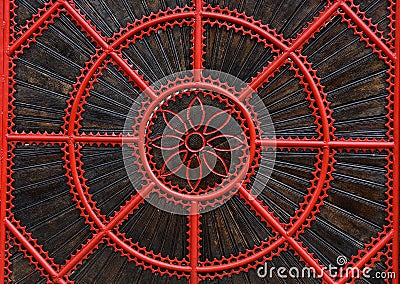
top-left (0, 0), bottom-right (398, 283)
top-left (393, 0), bottom-right (400, 279)
top-left (146, 94), bottom-right (247, 192)
top-left (0, 1), bottom-right (10, 282)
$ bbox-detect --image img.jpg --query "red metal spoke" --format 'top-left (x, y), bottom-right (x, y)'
top-left (62, 1), bottom-right (156, 99)
top-left (106, 183), bottom-right (153, 229)
top-left (244, 0), bottom-right (395, 99)
top-left (257, 137), bottom-right (395, 149)
top-left (109, 52), bottom-right (157, 99)
top-left (188, 202), bottom-right (201, 284)
top-left (57, 231), bottom-right (106, 279)
top-left (336, 230), bottom-right (394, 284)
top-left (8, 1), bottom-right (62, 54)
top-left (57, 183), bottom-right (153, 279)
top-left (5, 220), bottom-right (63, 283)
top-left (340, 3), bottom-right (395, 62)
top-left (238, 186), bottom-right (334, 284)
top-left (62, 1), bottom-right (107, 49)
top-left (246, 1), bottom-right (342, 93)
top-left (238, 186), bottom-right (287, 237)
top-left (9, 0), bottom-right (155, 101)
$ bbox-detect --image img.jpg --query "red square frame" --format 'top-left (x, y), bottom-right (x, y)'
top-left (0, 0), bottom-right (399, 283)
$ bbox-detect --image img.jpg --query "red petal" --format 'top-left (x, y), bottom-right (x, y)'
top-left (204, 110), bottom-right (231, 135)
top-left (161, 150), bottom-right (188, 177)
top-left (162, 109), bottom-right (188, 135)
top-left (201, 150), bottom-right (229, 177)
top-left (151, 134), bottom-right (184, 150)
top-left (187, 96), bottom-right (205, 130)
top-left (186, 155), bottom-right (203, 190)
top-left (207, 134), bottom-right (245, 151)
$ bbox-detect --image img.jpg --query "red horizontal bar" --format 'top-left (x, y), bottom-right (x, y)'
top-left (74, 135), bottom-right (138, 144)
top-left (257, 139), bottom-right (394, 149)
top-left (6, 133), bottom-right (138, 144)
top-left (7, 133), bottom-right (69, 142)
top-left (7, 134), bottom-right (393, 149)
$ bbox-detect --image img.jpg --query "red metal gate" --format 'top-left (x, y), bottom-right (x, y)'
top-left (0, 0), bottom-right (399, 283)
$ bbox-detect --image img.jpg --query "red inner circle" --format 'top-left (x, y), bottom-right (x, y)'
top-left (185, 132), bottom-right (205, 152)
top-left (143, 86), bottom-right (254, 200)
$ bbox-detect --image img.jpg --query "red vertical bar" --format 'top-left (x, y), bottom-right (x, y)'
top-left (0, 0), bottom-right (10, 282)
top-left (193, 0), bottom-right (203, 81)
top-left (392, 0), bottom-right (399, 282)
top-left (189, 202), bottom-right (200, 284)
top-left (189, 1), bottom-right (202, 280)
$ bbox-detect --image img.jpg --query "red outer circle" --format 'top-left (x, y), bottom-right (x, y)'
top-left (59, 5), bottom-right (337, 277)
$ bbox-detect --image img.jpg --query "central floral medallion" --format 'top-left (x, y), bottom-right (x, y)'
top-left (145, 91), bottom-right (249, 194)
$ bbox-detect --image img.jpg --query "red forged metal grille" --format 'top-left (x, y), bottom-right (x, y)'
top-left (0, 0), bottom-right (399, 283)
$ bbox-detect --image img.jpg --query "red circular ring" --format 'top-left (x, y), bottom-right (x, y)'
top-left (184, 132), bottom-right (206, 152)
top-left (137, 80), bottom-right (257, 202)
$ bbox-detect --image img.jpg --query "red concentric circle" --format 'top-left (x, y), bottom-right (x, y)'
top-left (144, 89), bottom-right (251, 196)
top-left (60, 8), bottom-right (333, 281)
top-left (123, 73), bottom-right (268, 213)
